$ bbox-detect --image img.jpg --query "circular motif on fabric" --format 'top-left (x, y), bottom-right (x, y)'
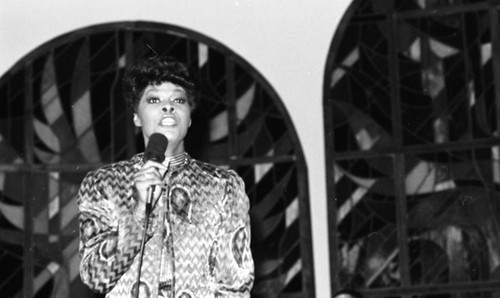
top-left (176, 290), bottom-right (193, 298)
top-left (170, 186), bottom-right (192, 222)
top-left (130, 281), bottom-right (151, 298)
top-left (232, 226), bottom-right (248, 267)
top-left (80, 218), bottom-right (97, 243)
top-left (99, 236), bottom-right (117, 261)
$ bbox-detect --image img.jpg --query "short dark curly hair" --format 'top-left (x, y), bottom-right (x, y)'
top-left (333, 289), bottom-right (363, 298)
top-left (122, 56), bottom-right (197, 112)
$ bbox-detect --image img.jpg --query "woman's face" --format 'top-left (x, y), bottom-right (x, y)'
top-left (133, 81), bottom-right (192, 156)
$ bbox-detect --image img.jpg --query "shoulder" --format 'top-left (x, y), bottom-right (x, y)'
top-left (83, 155), bottom-right (141, 182)
top-left (187, 159), bottom-right (246, 196)
top-left (189, 158), bottom-right (242, 182)
top-left (78, 155), bottom-right (141, 204)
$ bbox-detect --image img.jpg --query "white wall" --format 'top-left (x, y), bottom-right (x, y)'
top-left (0, 1), bottom-right (352, 297)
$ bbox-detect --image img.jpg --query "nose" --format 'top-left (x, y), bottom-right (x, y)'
top-left (162, 105), bottom-right (174, 113)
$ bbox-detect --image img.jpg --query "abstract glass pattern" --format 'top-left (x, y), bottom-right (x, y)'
top-left (325, 0), bottom-right (500, 297)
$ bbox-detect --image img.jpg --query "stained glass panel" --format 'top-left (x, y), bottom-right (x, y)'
top-left (326, 0), bottom-right (500, 297)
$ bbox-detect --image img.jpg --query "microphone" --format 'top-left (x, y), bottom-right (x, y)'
top-left (135, 133), bottom-right (168, 298)
top-left (143, 133), bottom-right (168, 209)
top-left (144, 133), bottom-right (168, 163)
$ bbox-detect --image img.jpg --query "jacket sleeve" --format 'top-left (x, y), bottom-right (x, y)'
top-left (212, 171), bottom-right (254, 297)
top-left (77, 170), bottom-right (156, 294)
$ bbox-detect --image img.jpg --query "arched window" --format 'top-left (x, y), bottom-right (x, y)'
top-left (325, 1), bottom-right (500, 297)
top-left (0, 22), bottom-right (313, 297)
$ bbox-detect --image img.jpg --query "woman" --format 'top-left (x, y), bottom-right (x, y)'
top-left (77, 56), bottom-right (254, 297)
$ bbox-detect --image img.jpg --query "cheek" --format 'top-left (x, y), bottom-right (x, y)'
top-left (135, 107), bottom-right (156, 127)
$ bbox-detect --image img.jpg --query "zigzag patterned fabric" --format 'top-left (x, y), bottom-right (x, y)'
top-left (77, 153), bottom-right (254, 297)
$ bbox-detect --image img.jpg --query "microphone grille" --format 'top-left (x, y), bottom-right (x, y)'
top-left (143, 133), bottom-right (168, 163)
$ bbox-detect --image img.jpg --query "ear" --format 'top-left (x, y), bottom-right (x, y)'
top-left (133, 114), bottom-right (142, 127)
top-left (189, 118), bottom-right (192, 127)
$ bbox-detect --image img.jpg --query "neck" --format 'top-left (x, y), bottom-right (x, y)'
top-left (163, 152), bottom-right (187, 167)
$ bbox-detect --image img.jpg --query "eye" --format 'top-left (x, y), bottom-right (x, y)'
top-left (173, 97), bottom-right (187, 104)
top-left (146, 97), bottom-right (160, 104)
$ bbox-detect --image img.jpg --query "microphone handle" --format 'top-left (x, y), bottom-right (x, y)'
top-left (135, 185), bottom-right (155, 298)
top-left (135, 161), bottom-right (169, 297)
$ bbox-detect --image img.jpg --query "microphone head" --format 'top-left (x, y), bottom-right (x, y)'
top-left (143, 133), bottom-right (168, 163)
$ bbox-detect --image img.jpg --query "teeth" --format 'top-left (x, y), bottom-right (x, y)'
top-left (161, 118), bottom-right (176, 125)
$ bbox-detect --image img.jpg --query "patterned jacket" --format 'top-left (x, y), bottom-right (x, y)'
top-left (77, 153), bottom-right (254, 297)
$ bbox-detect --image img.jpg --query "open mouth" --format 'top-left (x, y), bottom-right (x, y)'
top-left (161, 117), bottom-right (176, 126)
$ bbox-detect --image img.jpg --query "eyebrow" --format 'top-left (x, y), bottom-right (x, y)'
top-left (145, 85), bottom-right (186, 93)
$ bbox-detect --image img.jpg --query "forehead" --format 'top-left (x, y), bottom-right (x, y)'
top-left (143, 81), bottom-right (186, 95)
